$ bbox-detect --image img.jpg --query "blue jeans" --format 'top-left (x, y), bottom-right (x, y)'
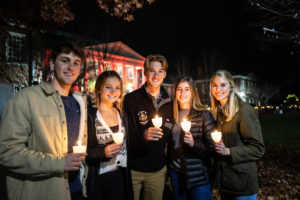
top-left (169, 168), bottom-right (212, 200)
top-left (220, 192), bottom-right (257, 200)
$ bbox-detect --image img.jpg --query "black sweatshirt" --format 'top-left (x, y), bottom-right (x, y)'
top-left (123, 84), bottom-right (173, 172)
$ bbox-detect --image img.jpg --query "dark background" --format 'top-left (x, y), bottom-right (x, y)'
top-left (63, 0), bottom-right (300, 97)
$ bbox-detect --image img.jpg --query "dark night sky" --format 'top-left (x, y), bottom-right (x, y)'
top-left (63, 0), bottom-right (300, 97)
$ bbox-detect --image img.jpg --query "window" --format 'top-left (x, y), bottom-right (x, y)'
top-left (240, 79), bottom-right (245, 92)
top-left (116, 65), bottom-right (123, 79)
top-left (6, 32), bottom-right (26, 65)
top-left (136, 68), bottom-right (143, 88)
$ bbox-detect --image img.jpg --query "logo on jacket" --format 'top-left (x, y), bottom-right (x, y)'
top-left (138, 111), bottom-right (148, 125)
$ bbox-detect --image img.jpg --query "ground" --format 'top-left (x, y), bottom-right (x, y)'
top-left (256, 146), bottom-right (300, 200)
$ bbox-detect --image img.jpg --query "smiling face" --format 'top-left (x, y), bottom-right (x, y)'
top-left (145, 61), bottom-right (166, 89)
top-left (176, 81), bottom-right (192, 108)
top-left (50, 52), bottom-right (81, 89)
top-left (211, 75), bottom-right (231, 106)
top-left (100, 76), bottom-right (121, 105)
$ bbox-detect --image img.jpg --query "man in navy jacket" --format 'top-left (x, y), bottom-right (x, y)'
top-left (124, 54), bottom-right (173, 200)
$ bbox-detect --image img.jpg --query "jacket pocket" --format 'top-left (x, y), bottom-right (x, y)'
top-left (221, 162), bottom-right (249, 192)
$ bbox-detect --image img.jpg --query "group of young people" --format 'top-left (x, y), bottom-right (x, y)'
top-left (0, 42), bottom-right (265, 200)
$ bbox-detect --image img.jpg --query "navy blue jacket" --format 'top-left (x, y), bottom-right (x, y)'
top-left (123, 84), bottom-right (173, 172)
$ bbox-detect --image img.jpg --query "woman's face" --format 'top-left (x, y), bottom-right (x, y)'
top-left (176, 81), bottom-right (192, 108)
top-left (211, 75), bottom-right (231, 106)
top-left (100, 76), bottom-right (121, 104)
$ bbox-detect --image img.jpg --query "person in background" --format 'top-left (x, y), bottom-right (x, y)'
top-left (168, 76), bottom-right (215, 200)
top-left (85, 71), bottom-right (131, 200)
top-left (210, 69), bottom-right (265, 200)
top-left (123, 54), bottom-right (173, 200)
top-left (0, 42), bottom-right (88, 200)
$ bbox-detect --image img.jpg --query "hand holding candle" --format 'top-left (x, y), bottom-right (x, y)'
top-left (152, 115), bottom-right (162, 128)
top-left (211, 131), bottom-right (222, 143)
top-left (146, 115), bottom-right (163, 141)
top-left (112, 132), bottom-right (124, 144)
top-left (73, 141), bottom-right (87, 153)
top-left (181, 118), bottom-right (191, 132)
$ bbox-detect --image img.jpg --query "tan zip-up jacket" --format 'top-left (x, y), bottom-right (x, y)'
top-left (0, 81), bottom-right (88, 200)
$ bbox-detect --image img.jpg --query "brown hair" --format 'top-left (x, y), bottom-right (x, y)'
top-left (94, 70), bottom-right (124, 113)
top-left (51, 41), bottom-right (85, 62)
top-left (173, 76), bottom-right (204, 123)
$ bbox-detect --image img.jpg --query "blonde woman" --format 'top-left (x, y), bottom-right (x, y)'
top-left (85, 71), bottom-right (131, 200)
top-left (168, 76), bottom-right (215, 200)
top-left (210, 70), bottom-right (265, 200)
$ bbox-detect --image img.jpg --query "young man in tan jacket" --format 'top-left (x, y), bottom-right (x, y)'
top-left (0, 42), bottom-right (88, 200)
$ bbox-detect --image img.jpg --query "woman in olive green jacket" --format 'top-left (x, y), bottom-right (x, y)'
top-left (210, 70), bottom-right (265, 200)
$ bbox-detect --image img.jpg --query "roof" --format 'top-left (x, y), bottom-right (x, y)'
top-left (85, 41), bottom-right (145, 61)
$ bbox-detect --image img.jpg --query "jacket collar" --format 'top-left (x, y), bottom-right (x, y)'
top-left (141, 83), bottom-right (172, 107)
top-left (40, 81), bottom-right (82, 97)
top-left (40, 81), bottom-right (56, 95)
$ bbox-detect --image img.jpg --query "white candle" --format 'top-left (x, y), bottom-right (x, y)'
top-left (112, 132), bottom-right (124, 144)
top-left (73, 141), bottom-right (87, 153)
top-left (152, 115), bottom-right (162, 128)
top-left (181, 118), bottom-right (191, 132)
top-left (211, 131), bottom-right (222, 143)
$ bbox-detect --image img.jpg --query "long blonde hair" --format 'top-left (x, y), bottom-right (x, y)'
top-left (209, 70), bottom-right (239, 121)
top-left (94, 70), bottom-right (124, 113)
top-left (173, 76), bottom-right (204, 123)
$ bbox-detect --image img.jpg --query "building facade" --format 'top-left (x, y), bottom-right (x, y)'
top-left (194, 73), bottom-right (259, 106)
top-left (83, 41), bottom-right (145, 93)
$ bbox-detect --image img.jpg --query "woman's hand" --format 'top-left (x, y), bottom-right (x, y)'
top-left (184, 131), bottom-right (194, 147)
top-left (214, 140), bottom-right (230, 156)
top-left (105, 144), bottom-right (122, 158)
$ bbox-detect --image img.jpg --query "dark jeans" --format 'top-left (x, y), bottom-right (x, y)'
top-left (220, 192), bottom-right (257, 200)
top-left (98, 168), bottom-right (125, 200)
top-left (169, 168), bottom-right (212, 200)
top-left (71, 190), bottom-right (86, 200)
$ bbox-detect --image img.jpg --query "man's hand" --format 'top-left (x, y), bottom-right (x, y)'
top-left (183, 131), bottom-right (194, 147)
top-left (64, 153), bottom-right (87, 171)
top-left (144, 127), bottom-right (163, 141)
top-left (105, 144), bottom-right (123, 158)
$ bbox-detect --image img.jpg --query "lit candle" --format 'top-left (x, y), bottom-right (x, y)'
top-left (181, 118), bottom-right (191, 132)
top-left (73, 141), bottom-right (87, 153)
top-left (112, 132), bottom-right (124, 144)
top-left (152, 115), bottom-right (162, 128)
top-left (211, 130), bottom-right (222, 143)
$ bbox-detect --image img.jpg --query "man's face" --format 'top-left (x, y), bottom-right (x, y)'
top-left (50, 52), bottom-right (81, 88)
top-left (145, 61), bottom-right (166, 89)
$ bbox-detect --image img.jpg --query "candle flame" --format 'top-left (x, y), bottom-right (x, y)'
top-left (211, 131), bottom-right (222, 143)
top-left (152, 115), bottom-right (162, 128)
top-left (181, 119), bottom-right (191, 132)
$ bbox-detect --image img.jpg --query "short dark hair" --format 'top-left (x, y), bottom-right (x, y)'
top-left (51, 42), bottom-right (85, 62)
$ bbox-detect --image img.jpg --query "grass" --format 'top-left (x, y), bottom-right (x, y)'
top-left (259, 112), bottom-right (300, 149)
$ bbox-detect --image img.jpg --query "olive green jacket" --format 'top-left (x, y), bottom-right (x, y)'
top-left (215, 101), bottom-right (265, 195)
top-left (0, 81), bottom-right (88, 200)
